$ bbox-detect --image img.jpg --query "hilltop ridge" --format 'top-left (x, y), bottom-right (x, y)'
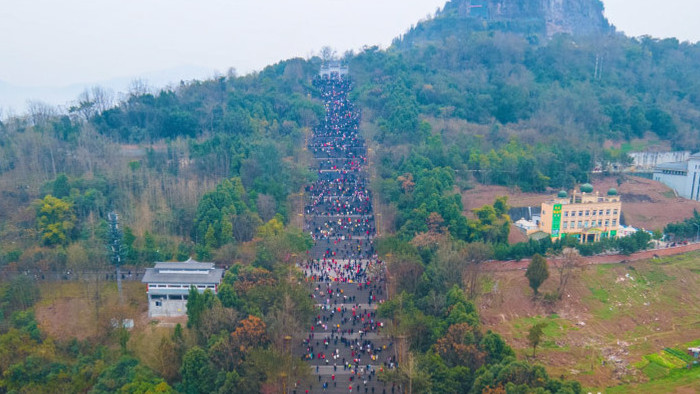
top-left (400, 0), bottom-right (612, 46)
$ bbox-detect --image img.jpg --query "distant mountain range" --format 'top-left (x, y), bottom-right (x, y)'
top-left (0, 64), bottom-right (216, 116)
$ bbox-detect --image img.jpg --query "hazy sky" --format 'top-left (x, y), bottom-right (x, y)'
top-left (1, 0), bottom-right (700, 88)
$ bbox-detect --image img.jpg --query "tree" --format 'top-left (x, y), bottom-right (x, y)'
top-left (462, 242), bottom-right (493, 299)
top-left (186, 287), bottom-right (216, 329)
top-left (34, 195), bottom-right (77, 246)
top-left (256, 194), bottom-right (277, 222)
top-left (434, 323), bottom-right (487, 370)
top-left (52, 174), bottom-right (71, 199)
top-left (527, 322), bottom-right (547, 358)
top-left (180, 347), bottom-right (215, 394)
top-left (320, 46), bottom-right (337, 62)
top-left (231, 315), bottom-right (268, 354)
top-left (232, 211), bottom-right (262, 242)
top-left (143, 231), bottom-right (161, 262)
top-left (256, 215), bottom-right (284, 239)
top-left (556, 248), bottom-right (582, 298)
top-left (525, 254), bottom-right (549, 296)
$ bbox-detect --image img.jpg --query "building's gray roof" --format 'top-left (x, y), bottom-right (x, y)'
top-left (655, 161), bottom-right (688, 172)
top-left (142, 258), bottom-right (223, 285)
top-left (142, 268), bottom-right (224, 285)
top-left (151, 257), bottom-right (213, 270)
top-left (154, 262), bottom-right (215, 270)
top-left (690, 151), bottom-right (700, 159)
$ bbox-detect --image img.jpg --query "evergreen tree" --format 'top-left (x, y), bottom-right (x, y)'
top-left (525, 254), bottom-right (549, 295)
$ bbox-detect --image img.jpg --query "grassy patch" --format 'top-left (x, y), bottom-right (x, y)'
top-left (607, 365), bottom-right (700, 393)
top-left (642, 361), bottom-right (669, 380)
top-left (481, 277), bottom-right (495, 294)
top-left (684, 339), bottom-right (700, 348)
top-left (645, 352), bottom-right (685, 369)
top-left (510, 315), bottom-right (574, 342)
top-left (662, 190), bottom-right (676, 199)
top-left (639, 269), bottom-right (675, 285)
top-left (665, 347), bottom-right (693, 363)
top-left (589, 287), bottom-right (609, 303)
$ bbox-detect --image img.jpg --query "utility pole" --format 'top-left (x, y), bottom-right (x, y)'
top-left (108, 211), bottom-right (125, 303)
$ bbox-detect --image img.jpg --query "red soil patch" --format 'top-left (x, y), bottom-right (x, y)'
top-left (36, 297), bottom-right (98, 341)
top-left (35, 282), bottom-right (149, 342)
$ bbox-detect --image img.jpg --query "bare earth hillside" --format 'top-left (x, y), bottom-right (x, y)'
top-left (476, 251), bottom-right (700, 392)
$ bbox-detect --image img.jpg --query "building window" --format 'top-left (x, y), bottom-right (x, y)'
top-left (578, 211), bottom-right (583, 216)
top-left (585, 210), bottom-right (590, 216)
top-left (578, 221), bottom-right (582, 228)
top-left (592, 210), bottom-right (597, 216)
top-left (605, 220), bottom-right (610, 226)
top-left (584, 221), bottom-right (589, 227)
top-left (599, 210), bottom-right (604, 216)
top-left (606, 209), bottom-right (610, 215)
top-left (612, 219), bottom-right (617, 226)
top-left (563, 222), bottom-right (568, 229)
top-left (598, 220), bottom-right (603, 226)
top-left (155, 300), bottom-right (162, 307)
top-left (613, 209), bottom-right (618, 215)
top-left (564, 211), bottom-right (568, 217)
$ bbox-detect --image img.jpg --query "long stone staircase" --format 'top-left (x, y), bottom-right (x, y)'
top-left (296, 67), bottom-right (396, 394)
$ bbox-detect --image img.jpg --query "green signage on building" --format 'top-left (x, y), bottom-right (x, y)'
top-left (551, 204), bottom-right (562, 237)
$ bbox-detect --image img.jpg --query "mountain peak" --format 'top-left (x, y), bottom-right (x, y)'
top-left (441, 0), bottom-right (612, 37)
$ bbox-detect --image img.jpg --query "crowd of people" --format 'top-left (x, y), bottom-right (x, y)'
top-left (305, 216), bottom-right (375, 241)
top-left (296, 71), bottom-right (394, 393)
top-left (317, 158), bottom-right (365, 172)
top-left (305, 191), bottom-right (373, 217)
top-left (300, 258), bottom-right (378, 283)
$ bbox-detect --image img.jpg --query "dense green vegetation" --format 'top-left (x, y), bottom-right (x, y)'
top-left (664, 210), bottom-right (700, 241)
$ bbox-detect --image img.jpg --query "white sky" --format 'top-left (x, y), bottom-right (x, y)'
top-left (1, 0), bottom-right (699, 88)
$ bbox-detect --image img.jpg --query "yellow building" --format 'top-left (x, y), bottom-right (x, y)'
top-left (539, 184), bottom-right (621, 243)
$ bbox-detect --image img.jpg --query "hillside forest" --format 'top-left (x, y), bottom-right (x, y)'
top-left (1, 0), bottom-right (700, 391)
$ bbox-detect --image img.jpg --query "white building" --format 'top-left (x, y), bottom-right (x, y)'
top-left (629, 151), bottom-right (690, 171)
top-left (142, 258), bottom-right (224, 318)
top-left (653, 152), bottom-right (700, 200)
top-left (319, 61), bottom-right (348, 78)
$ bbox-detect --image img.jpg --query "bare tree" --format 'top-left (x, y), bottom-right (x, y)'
top-left (128, 78), bottom-right (150, 97)
top-left (256, 194), bottom-right (277, 222)
top-left (320, 46), bottom-right (337, 62)
top-left (462, 242), bottom-right (493, 299)
top-left (232, 211), bottom-right (263, 242)
top-left (26, 100), bottom-right (58, 128)
top-left (226, 67), bottom-right (237, 80)
top-left (556, 247), bottom-right (582, 298)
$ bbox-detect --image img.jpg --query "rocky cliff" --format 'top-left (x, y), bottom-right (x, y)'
top-left (442, 0), bottom-right (611, 37)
